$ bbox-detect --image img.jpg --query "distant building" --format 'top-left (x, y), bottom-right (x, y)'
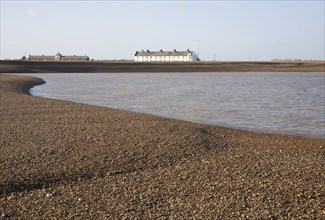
top-left (28, 52), bottom-right (89, 61)
top-left (134, 49), bottom-right (199, 62)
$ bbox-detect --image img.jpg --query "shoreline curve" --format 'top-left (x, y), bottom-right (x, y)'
top-left (0, 74), bottom-right (324, 218)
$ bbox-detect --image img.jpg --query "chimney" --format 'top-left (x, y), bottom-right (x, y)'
top-left (142, 49), bottom-right (144, 52)
top-left (146, 49), bottom-right (149, 53)
top-left (187, 49), bottom-right (190, 52)
top-left (173, 49), bottom-right (176, 53)
top-left (160, 49), bottom-right (163, 52)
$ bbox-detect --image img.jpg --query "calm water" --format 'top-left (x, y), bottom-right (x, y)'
top-left (26, 72), bottom-right (325, 139)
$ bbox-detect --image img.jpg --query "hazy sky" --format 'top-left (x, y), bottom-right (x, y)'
top-left (1, 0), bottom-right (324, 61)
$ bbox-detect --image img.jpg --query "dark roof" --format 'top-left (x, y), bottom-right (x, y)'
top-left (135, 49), bottom-right (194, 57)
top-left (28, 53), bottom-right (89, 60)
top-left (28, 55), bottom-right (55, 59)
top-left (61, 56), bottom-right (89, 59)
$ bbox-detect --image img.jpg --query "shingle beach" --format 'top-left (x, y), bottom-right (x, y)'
top-left (0, 74), bottom-right (324, 219)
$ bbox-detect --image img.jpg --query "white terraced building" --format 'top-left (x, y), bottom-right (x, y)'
top-left (134, 49), bottom-right (199, 62)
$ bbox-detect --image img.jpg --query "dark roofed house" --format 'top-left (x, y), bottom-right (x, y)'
top-left (28, 55), bottom-right (56, 61)
top-left (28, 52), bottom-right (89, 61)
top-left (61, 55), bottom-right (90, 61)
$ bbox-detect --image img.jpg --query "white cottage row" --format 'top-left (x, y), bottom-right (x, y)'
top-left (134, 49), bottom-right (199, 62)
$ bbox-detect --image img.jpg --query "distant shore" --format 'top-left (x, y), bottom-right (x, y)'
top-left (0, 74), bottom-right (324, 218)
top-left (1, 60), bottom-right (324, 73)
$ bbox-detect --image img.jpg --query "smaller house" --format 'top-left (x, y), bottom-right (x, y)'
top-left (28, 52), bottom-right (89, 61)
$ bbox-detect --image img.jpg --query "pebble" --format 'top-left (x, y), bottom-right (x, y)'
top-left (1, 75), bottom-right (324, 219)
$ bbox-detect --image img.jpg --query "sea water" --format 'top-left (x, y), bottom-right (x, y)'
top-left (26, 72), bottom-right (325, 139)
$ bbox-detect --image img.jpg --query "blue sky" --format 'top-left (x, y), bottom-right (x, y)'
top-left (1, 0), bottom-right (324, 61)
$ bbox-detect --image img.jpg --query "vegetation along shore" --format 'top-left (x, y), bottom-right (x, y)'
top-left (0, 60), bottom-right (324, 73)
top-left (0, 74), bottom-right (324, 218)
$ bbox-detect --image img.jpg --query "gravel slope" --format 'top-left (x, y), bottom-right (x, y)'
top-left (0, 74), bottom-right (324, 219)
top-left (1, 60), bottom-right (324, 73)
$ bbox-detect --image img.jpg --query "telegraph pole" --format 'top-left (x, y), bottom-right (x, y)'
top-left (196, 40), bottom-right (201, 57)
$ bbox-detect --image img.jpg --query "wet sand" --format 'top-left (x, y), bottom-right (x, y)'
top-left (1, 60), bottom-right (324, 73)
top-left (0, 74), bottom-right (324, 218)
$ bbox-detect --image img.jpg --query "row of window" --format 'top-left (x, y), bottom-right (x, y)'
top-left (137, 56), bottom-right (190, 61)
